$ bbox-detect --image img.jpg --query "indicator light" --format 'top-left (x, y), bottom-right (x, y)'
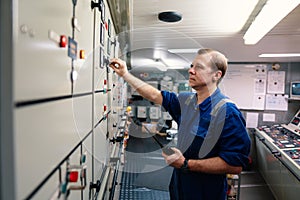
top-left (103, 104), bottom-right (107, 120)
top-left (60, 35), bottom-right (67, 48)
top-left (60, 182), bottom-right (68, 194)
top-left (103, 79), bottom-right (107, 93)
top-left (68, 170), bottom-right (79, 182)
top-left (105, 21), bottom-right (108, 30)
top-left (79, 50), bottom-right (85, 59)
top-left (81, 153), bottom-right (86, 164)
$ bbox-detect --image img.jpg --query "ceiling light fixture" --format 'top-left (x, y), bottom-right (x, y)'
top-left (168, 48), bottom-right (199, 54)
top-left (243, 0), bottom-right (300, 45)
top-left (259, 53), bottom-right (300, 57)
top-left (204, 0), bottom-right (258, 32)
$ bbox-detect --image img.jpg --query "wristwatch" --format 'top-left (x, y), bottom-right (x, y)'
top-left (180, 158), bottom-right (189, 172)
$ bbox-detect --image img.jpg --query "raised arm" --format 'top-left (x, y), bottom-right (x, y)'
top-left (109, 58), bottom-right (163, 105)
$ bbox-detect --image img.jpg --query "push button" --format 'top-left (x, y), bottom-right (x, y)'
top-left (68, 170), bottom-right (79, 182)
top-left (79, 50), bottom-right (85, 59)
top-left (60, 35), bottom-right (67, 48)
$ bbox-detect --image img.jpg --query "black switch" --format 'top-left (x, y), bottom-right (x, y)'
top-left (91, 0), bottom-right (102, 12)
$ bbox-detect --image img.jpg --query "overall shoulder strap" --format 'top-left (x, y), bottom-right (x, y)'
top-left (184, 93), bottom-right (195, 106)
top-left (198, 98), bottom-right (235, 158)
top-left (210, 98), bottom-right (235, 116)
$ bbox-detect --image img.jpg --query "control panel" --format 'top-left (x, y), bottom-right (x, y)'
top-left (258, 125), bottom-right (300, 149)
top-left (283, 149), bottom-right (300, 166)
top-left (256, 109), bottom-right (300, 170)
top-left (254, 117), bottom-right (300, 200)
top-left (257, 124), bottom-right (300, 168)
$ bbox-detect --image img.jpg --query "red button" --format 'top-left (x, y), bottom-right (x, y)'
top-left (105, 22), bottom-right (108, 30)
top-left (59, 35), bottom-right (67, 48)
top-left (68, 171), bottom-right (79, 182)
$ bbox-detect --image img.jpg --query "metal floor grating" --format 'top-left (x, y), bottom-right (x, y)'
top-left (118, 135), bottom-right (171, 200)
top-left (118, 171), bottom-right (169, 200)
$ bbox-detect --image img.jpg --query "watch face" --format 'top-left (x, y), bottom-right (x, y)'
top-left (181, 159), bottom-right (189, 172)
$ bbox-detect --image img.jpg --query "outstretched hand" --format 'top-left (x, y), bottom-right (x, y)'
top-left (162, 147), bottom-right (185, 169)
top-left (109, 58), bottom-right (128, 77)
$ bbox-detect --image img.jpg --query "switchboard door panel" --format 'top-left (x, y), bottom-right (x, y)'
top-left (94, 92), bottom-right (108, 125)
top-left (14, 0), bottom-right (120, 199)
top-left (94, 66), bottom-right (109, 92)
top-left (69, 0), bottom-right (95, 95)
top-left (82, 133), bottom-right (94, 199)
top-left (112, 80), bottom-right (126, 109)
top-left (15, 96), bottom-right (92, 199)
top-left (28, 169), bottom-right (58, 200)
top-left (71, 95), bottom-right (94, 139)
top-left (65, 144), bottom-right (92, 200)
top-left (109, 72), bottom-right (125, 138)
top-left (15, 0), bottom-right (94, 101)
top-left (94, 123), bottom-right (109, 179)
top-left (73, 55), bottom-right (93, 94)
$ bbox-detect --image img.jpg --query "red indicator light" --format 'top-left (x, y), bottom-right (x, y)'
top-left (68, 171), bottom-right (79, 182)
top-left (105, 22), bottom-right (108, 30)
top-left (59, 35), bottom-right (67, 48)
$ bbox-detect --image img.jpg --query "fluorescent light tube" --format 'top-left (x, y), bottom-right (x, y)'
top-left (168, 49), bottom-right (199, 53)
top-left (259, 53), bottom-right (300, 57)
top-left (244, 0), bottom-right (300, 45)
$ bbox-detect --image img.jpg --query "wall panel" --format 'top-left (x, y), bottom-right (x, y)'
top-left (15, 98), bottom-right (91, 199)
top-left (14, 0), bottom-right (121, 199)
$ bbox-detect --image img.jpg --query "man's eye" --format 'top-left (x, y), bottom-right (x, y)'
top-left (190, 64), bottom-right (193, 68)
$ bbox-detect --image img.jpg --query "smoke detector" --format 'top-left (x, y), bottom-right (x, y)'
top-left (158, 11), bottom-right (182, 23)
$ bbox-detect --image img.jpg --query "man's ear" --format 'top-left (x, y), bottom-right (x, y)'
top-left (213, 70), bottom-right (222, 82)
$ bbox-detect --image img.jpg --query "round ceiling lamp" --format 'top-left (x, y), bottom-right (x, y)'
top-left (158, 11), bottom-right (182, 23)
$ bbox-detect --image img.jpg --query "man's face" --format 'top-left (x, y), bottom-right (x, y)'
top-left (188, 54), bottom-right (218, 90)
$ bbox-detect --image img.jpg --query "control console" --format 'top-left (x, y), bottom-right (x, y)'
top-left (256, 109), bottom-right (300, 169)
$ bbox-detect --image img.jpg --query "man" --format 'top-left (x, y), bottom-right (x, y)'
top-left (109, 48), bottom-right (251, 200)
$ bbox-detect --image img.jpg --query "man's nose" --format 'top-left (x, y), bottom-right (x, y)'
top-left (189, 67), bottom-right (195, 74)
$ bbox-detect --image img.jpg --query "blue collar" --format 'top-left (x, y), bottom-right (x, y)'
top-left (194, 88), bottom-right (224, 111)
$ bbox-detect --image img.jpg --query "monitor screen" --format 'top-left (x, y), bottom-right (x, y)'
top-left (290, 82), bottom-right (300, 99)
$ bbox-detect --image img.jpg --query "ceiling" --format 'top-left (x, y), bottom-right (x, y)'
top-left (121, 0), bottom-right (300, 69)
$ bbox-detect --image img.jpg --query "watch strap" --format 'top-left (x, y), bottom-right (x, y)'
top-left (180, 158), bottom-right (189, 172)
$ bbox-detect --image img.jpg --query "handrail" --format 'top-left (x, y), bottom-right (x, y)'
top-left (97, 167), bottom-right (111, 199)
top-left (109, 140), bottom-right (123, 200)
top-left (93, 115), bottom-right (126, 199)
